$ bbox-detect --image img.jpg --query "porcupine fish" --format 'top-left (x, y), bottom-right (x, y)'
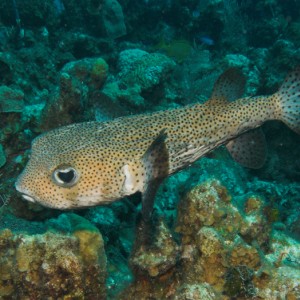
top-left (15, 68), bottom-right (300, 220)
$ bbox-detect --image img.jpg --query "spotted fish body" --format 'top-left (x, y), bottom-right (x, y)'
top-left (16, 68), bottom-right (300, 219)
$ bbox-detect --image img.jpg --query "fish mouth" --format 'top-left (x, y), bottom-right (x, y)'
top-left (20, 193), bottom-right (36, 203)
top-left (15, 181), bottom-right (36, 203)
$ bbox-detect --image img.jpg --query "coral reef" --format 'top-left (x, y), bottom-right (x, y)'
top-left (0, 214), bottom-right (107, 299)
top-left (176, 180), bottom-right (265, 293)
top-left (102, 0), bottom-right (127, 39)
top-left (118, 180), bottom-right (300, 299)
top-left (0, 86), bottom-right (24, 113)
top-left (102, 49), bottom-right (176, 108)
top-left (131, 220), bottom-right (180, 278)
top-left (0, 0), bottom-right (299, 298)
top-left (39, 57), bottom-right (109, 130)
top-left (0, 0), bottom-right (59, 29)
top-left (62, 57), bottom-right (109, 90)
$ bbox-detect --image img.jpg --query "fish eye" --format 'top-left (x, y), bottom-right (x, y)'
top-left (52, 166), bottom-right (79, 187)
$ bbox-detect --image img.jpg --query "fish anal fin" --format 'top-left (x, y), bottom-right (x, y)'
top-left (208, 68), bottom-right (246, 105)
top-left (141, 129), bottom-right (169, 221)
top-left (226, 128), bottom-right (267, 169)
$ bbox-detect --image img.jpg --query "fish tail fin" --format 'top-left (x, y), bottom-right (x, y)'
top-left (275, 67), bottom-right (300, 134)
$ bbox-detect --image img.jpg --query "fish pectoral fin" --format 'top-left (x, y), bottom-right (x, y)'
top-left (142, 129), bottom-right (169, 180)
top-left (141, 179), bottom-right (162, 222)
top-left (141, 129), bottom-right (169, 221)
top-left (226, 128), bottom-right (267, 169)
top-left (208, 68), bottom-right (246, 105)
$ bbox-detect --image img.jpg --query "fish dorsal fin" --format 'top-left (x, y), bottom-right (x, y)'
top-left (141, 129), bottom-right (169, 221)
top-left (226, 128), bottom-right (267, 169)
top-left (208, 68), bottom-right (246, 105)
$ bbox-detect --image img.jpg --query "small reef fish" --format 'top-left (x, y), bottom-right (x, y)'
top-left (197, 35), bottom-right (215, 46)
top-left (15, 68), bottom-right (300, 220)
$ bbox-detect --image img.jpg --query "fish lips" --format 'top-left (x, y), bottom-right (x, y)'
top-left (20, 193), bottom-right (36, 203)
top-left (15, 179), bottom-right (37, 203)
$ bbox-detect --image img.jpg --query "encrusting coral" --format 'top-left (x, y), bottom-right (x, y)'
top-left (0, 215), bottom-right (107, 299)
top-left (118, 179), bottom-right (300, 299)
top-left (102, 50), bottom-right (176, 108)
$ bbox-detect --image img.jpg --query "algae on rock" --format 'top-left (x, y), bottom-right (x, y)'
top-left (119, 179), bottom-right (300, 299)
top-left (0, 218), bottom-right (107, 299)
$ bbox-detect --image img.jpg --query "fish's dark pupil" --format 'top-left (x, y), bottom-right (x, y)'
top-left (58, 170), bottom-right (75, 183)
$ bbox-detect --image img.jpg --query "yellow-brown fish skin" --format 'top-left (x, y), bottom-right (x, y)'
top-left (15, 68), bottom-right (300, 215)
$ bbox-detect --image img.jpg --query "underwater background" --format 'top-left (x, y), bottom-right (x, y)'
top-left (0, 0), bottom-right (300, 299)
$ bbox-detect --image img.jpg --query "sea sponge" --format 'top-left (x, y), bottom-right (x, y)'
top-left (229, 239), bottom-right (261, 269)
top-left (74, 229), bottom-right (105, 264)
top-left (244, 195), bottom-right (263, 214)
top-left (39, 72), bottom-right (82, 130)
top-left (62, 57), bottom-right (109, 89)
top-left (90, 57), bottom-right (109, 88)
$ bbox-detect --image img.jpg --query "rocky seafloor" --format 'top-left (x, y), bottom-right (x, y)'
top-left (0, 0), bottom-right (300, 299)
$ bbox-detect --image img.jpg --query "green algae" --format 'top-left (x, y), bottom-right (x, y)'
top-left (154, 38), bottom-right (193, 63)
